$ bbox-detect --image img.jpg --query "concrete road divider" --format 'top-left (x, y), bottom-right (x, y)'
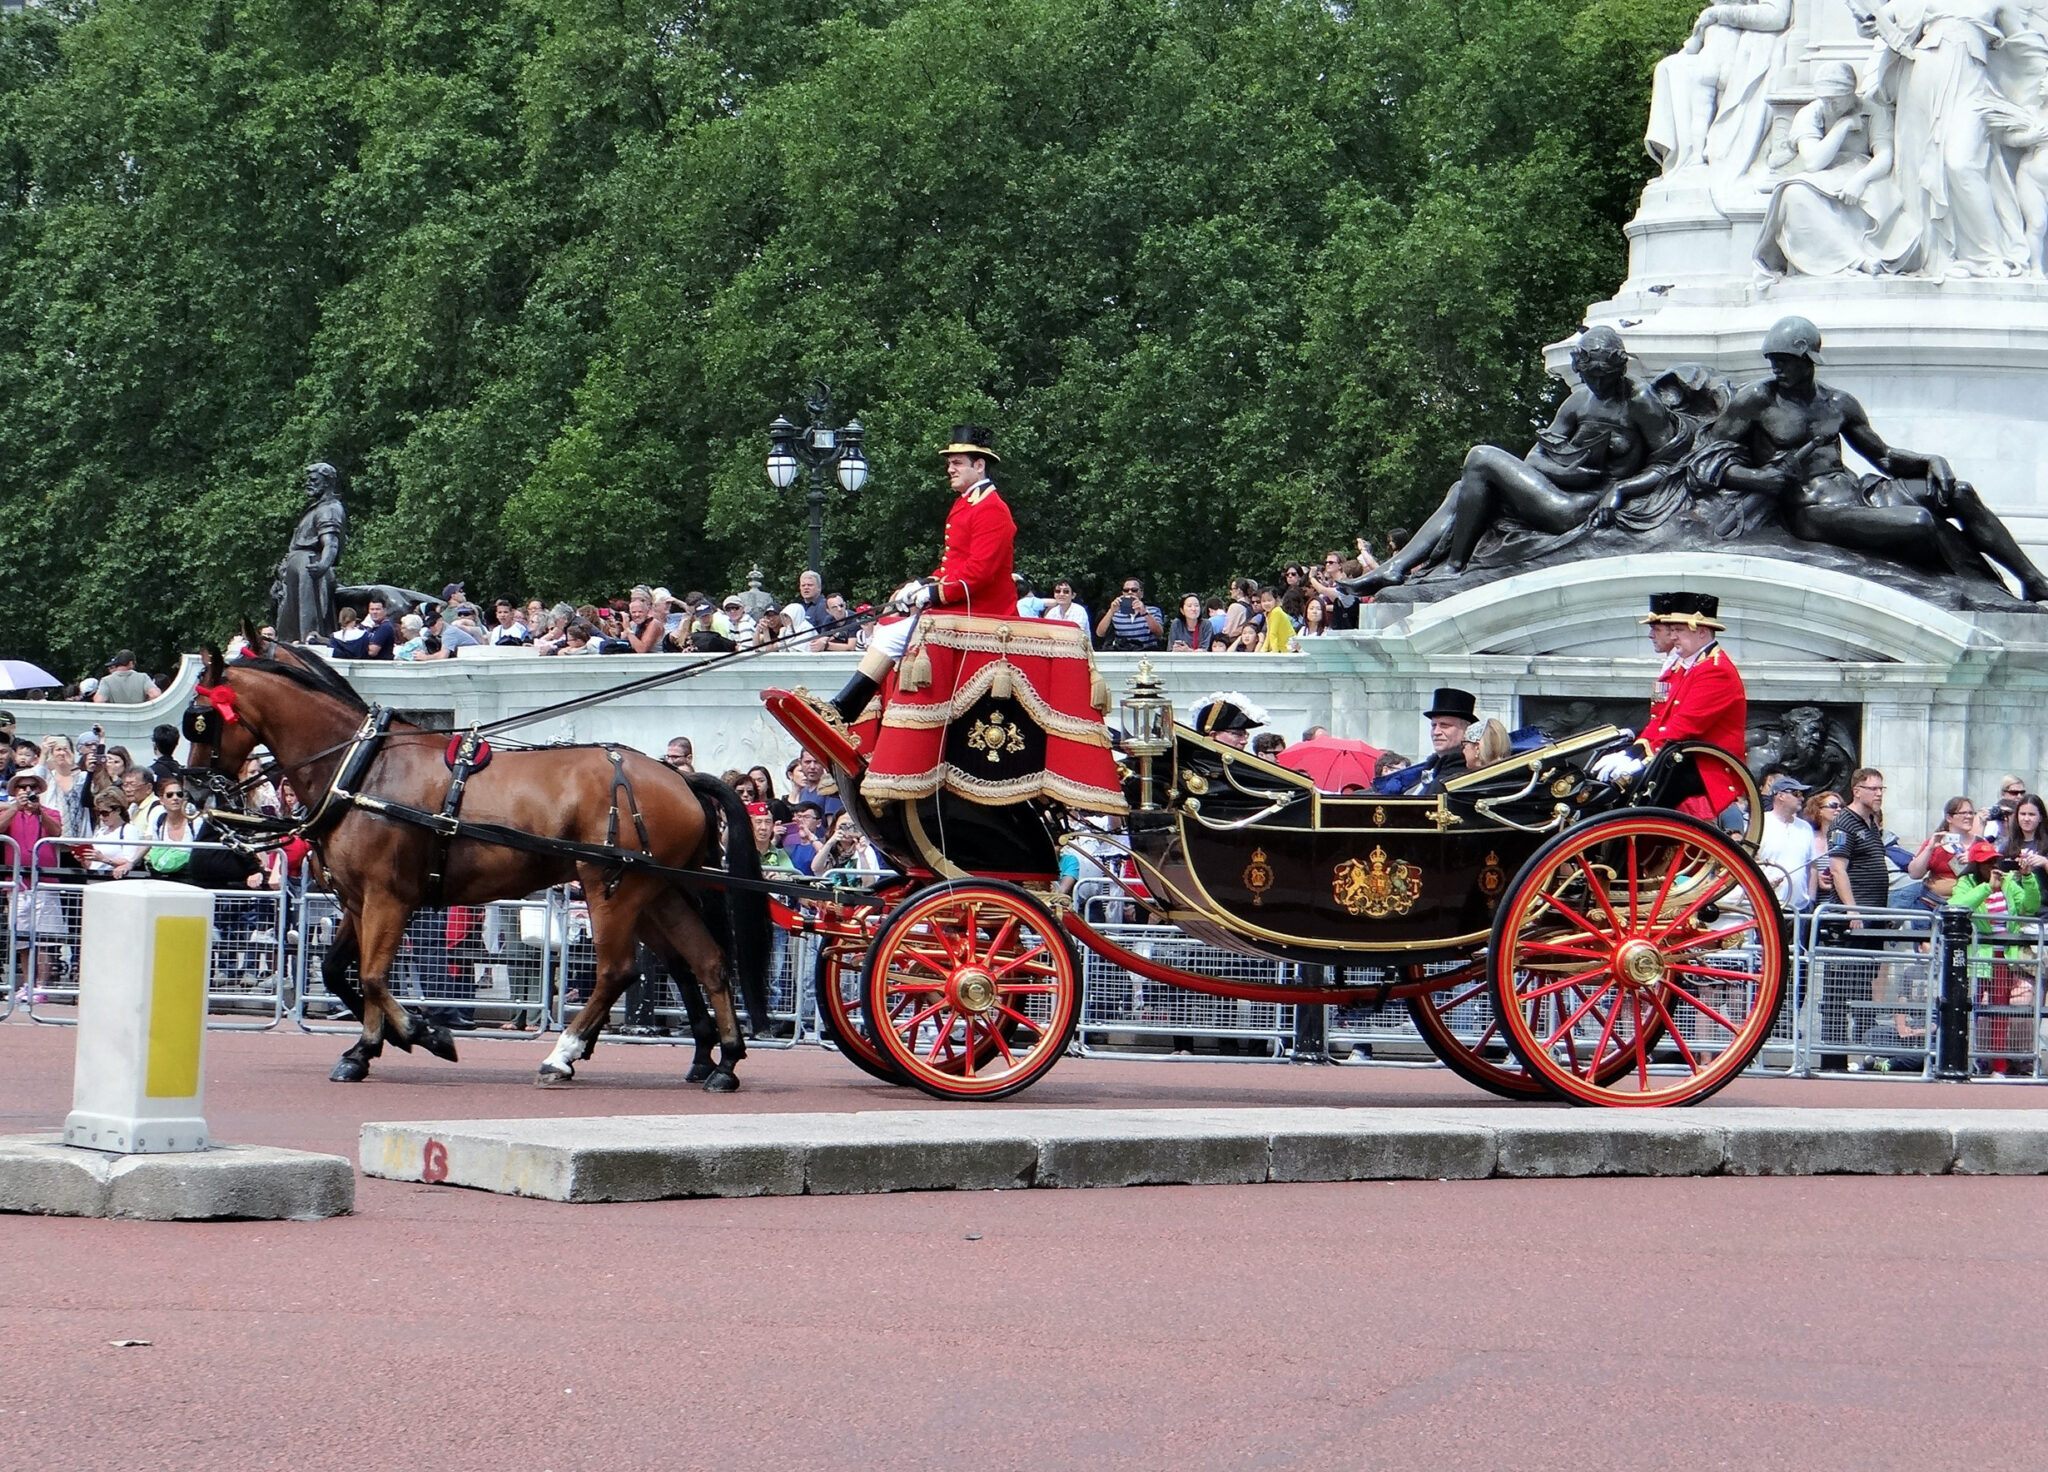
top-left (0, 1134), bottom-right (353, 1219)
top-left (360, 1106), bottom-right (2048, 1203)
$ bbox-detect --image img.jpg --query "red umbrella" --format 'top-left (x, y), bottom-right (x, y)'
top-left (1277, 736), bottom-right (1384, 792)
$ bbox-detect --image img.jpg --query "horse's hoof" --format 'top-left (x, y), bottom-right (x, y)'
top-left (329, 1056), bottom-right (370, 1083)
top-left (535, 1063), bottom-right (573, 1087)
top-left (703, 1069), bottom-right (740, 1093)
top-left (413, 1023), bottom-right (460, 1064)
top-left (684, 1059), bottom-right (715, 1083)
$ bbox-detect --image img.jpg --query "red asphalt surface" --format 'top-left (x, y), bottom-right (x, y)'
top-left (3, 1016), bottom-right (2046, 1471)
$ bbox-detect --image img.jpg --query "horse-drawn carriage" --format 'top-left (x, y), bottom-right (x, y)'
top-left (765, 612), bottom-right (1784, 1108)
top-left (184, 612), bottom-right (1780, 1104)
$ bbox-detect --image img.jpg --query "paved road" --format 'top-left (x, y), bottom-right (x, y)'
top-left (3, 1020), bottom-right (2045, 1470)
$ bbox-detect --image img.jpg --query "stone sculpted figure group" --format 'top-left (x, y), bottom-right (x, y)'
top-left (1654, 0), bottom-right (2048, 279)
top-left (1350, 316), bottom-right (2048, 603)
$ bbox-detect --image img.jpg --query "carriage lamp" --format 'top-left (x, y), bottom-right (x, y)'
top-left (1120, 659), bottom-right (1173, 757)
top-left (764, 384), bottom-right (866, 585)
top-left (1120, 660), bottom-right (1173, 810)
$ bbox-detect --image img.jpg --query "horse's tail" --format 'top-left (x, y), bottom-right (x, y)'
top-left (685, 772), bottom-right (774, 1036)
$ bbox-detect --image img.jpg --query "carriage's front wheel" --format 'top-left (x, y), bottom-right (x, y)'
top-left (861, 881), bottom-right (1079, 1101)
top-left (1489, 809), bottom-right (1785, 1106)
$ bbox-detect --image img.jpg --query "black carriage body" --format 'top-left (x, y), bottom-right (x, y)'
top-left (1124, 727), bottom-right (1628, 968)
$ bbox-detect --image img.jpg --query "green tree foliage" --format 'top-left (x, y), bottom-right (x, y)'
top-left (0, 0), bottom-right (1690, 674)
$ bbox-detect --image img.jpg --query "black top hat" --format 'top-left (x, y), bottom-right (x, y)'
top-left (1424, 687), bottom-right (1478, 724)
top-left (1642, 591), bottom-right (1724, 631)
top-left (938, 424), bottom-right (1000, 463)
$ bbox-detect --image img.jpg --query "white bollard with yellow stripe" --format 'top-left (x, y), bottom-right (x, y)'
top-left (63, 881), bottom-right (215, 1154)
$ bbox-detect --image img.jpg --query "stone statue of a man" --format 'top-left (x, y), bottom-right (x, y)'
top-left (271, 462), bottom-right (348, 642)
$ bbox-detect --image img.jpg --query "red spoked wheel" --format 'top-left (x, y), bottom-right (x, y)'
top-left (1489, 809), bottom-right (1786, 1106)
top-left (860, 880), bottom-right (1080, 1101)
top-left (813, 936), bottom-right (904, 1085)
top-left (1407, 960), bottom-right (1661, 1100)
top-left (1646, 740), bottom-right (1763, 846)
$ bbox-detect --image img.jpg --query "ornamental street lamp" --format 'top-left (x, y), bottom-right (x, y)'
top-left (765, 381), bottom-right (867, 588)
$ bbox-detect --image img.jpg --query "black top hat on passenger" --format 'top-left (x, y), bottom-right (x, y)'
top-left (938, 425), bottom-right (999, 463)
top-left (1423, 687), bottom-right (1478, 724)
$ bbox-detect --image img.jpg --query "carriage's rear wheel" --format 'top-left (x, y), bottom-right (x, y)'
top-left (813, 936), bottom-right (905, 1085)
top-left (1407, 960), bottom-right (1661, 1100)
top-left (1651, 740), bottom-right (1763, 847)
top-left (861, 880), bottom-right (1079, 1101)
top-left (1489, 810), bottom-right (1786, 1106)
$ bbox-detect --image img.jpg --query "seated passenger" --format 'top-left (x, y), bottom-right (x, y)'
top-left (1374, 687), bottom-right (1477, 795)
top-left (1190, 693), bottom-right (1268, 750)
top-left (1462, 718), bottom-right (1511, 773)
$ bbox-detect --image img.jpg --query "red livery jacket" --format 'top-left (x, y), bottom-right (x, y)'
top-left (1640, 641), bottom-right (1747, 813)
top-left (930, 480), bottom-right (1017, 618)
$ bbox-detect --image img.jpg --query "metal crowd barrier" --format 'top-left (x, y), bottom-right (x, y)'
top-left (9, 852), bottom-right (2048, 1086)
top-left (1795, 904), bottom-right (1940, 1077)
top-left (0, 836), bottom-right (16, 1021)
top-left (1958, 912), bottom-right (2046, 1080)
top-left (22, 837), bottom-right (289, 1030)
top-left (296, 886), bottom-right (555, 1038)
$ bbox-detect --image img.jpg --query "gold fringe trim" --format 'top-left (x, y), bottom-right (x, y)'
top-left (917, 615), bottom-right (1095, 661)
top-left (880, 659), bottom-right (1113, 745)
top-left (861, 763), bottom-right (1129, 814)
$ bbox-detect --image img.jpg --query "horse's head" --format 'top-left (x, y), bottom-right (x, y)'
top-left (183, 641), bottom-right (263, 807)
top-left (188, 626), bottom-right (377, 820)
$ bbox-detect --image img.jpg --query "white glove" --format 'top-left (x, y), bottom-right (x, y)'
top-left (887, 580), bottom-right (923, 610)
top-left (907, 580), bottom-right (936, 608)
top-left (1591, 751), bottom-right (1645, 784)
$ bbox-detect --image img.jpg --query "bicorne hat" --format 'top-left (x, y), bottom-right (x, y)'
top-left (938, 424), bottom-right (1000, 463)
top-left (1423, 687), bottom-right (1478, 724)
top-left (1643, 591), bottom-right (1725, 631)
top-left (1193, 692), bottom-right (1268, 736)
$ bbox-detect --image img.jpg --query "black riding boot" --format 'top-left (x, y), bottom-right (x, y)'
top-left (831, 672), bottom-right (878, 724)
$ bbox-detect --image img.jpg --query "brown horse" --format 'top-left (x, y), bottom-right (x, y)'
top-left (184, 634), bottom-right (770, 1089)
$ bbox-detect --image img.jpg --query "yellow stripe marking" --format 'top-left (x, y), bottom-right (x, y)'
top-left (145, 915), bottom-right (208, 1098)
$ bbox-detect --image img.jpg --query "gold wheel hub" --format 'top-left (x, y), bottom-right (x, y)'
top-left (953, 969), bottom-right (998, 1014)
top-left (1616, 939), bottom-right (1668, 988)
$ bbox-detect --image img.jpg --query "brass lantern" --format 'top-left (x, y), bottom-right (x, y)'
top-left (1119, 659), bottom-right (1173, 809)
top-left (1120, 659), bottom-right (1173, 756)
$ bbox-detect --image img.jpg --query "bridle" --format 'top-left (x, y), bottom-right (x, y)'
top-left (181, 672), bottom-right (389, 841)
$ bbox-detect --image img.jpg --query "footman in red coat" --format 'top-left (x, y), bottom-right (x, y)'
top-left (831, 424), bottom-right (1016, 723)
top-left (1592, 591), bottom-right (1748, 821)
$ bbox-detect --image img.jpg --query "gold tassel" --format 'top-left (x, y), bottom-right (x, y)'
top-left (901, 646), bottom-right (932, 694)
top-left (1090, 666), bottom-right (1110, 715)
top-left (992, 659), bottom-right (1013, 701)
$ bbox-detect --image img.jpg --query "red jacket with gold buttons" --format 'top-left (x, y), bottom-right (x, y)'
top-left (930, 480), bottom-right (1017, 618)
top-left (1640, 641), bottom-right (1747, 812)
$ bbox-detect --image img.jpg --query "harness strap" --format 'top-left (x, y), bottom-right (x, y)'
top-left (424, 727), bottom-right (487, 908)
top-left (338, 791), bottom-right (863, 905)
top-left (601, 745), bottom-right (655, 897)
top-left (301, 708), bottom-right (393, 841)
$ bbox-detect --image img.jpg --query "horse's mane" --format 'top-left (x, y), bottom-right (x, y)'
top-left (230, 646), bottom-right (371, 713)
